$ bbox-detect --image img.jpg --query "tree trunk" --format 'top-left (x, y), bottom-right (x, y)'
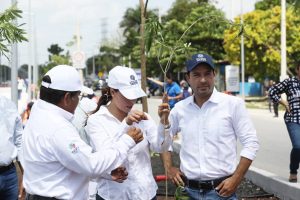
top-left (139, 0), bottom-right (148, 113)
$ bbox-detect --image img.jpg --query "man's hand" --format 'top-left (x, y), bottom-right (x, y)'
top-left (166, 166), bottom-right (185, 187)
top-left (111, 166), bottom-right (128, 183)
top-left (126, 127), bottom-right (143, 144)
top-left (215, 176), bottom-right (240, 197)
top-left (158, 94), bottom-right (170, 125)
top-left (126, 110), bottom-right (148, 125)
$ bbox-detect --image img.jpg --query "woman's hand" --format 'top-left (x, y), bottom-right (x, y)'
top-left (126, 110), bottom-right (148, 125)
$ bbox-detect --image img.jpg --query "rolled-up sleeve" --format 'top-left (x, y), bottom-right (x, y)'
top-left (233, 99), bottom-right (259, 160)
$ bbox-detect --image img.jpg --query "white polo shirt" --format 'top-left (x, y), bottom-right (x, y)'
top-left (86, 106), bottom-right (171, 200)
top-left (164, 89), bottom-right (259, 180)
top-left (21, 100), bottom-right (135, 200)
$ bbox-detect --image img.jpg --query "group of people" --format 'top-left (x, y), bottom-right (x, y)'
top-left (1, 52), bottom-right (298, 199)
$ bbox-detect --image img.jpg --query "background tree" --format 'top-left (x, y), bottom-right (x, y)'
top-left (146, 0), bottom-right (228, 77)
top-left (39, 44), bottom-right (70, 77)
top-left (223, 6), bottom-right (300, 82)
top-left (85, 45), bottom-right (120, 76)
top-left (0, 4), bottom-right (27, 58)
top-left (255, 0), bottom-right (298, 10)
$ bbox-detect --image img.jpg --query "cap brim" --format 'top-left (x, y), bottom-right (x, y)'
top-left (119, 86), bottom-right (146, 100)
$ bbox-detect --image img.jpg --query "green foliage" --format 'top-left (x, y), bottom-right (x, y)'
top-left (223, 6), bottom-right (300, 82)
top-left (147, 2), bottom-right (229, 77)
top-left (0, 4), bottom-right (27, 58)
top-left (47, 44), bottom-right (64, 57)
top-left (40, 44), bottom-right (70, 77)
top-left (255, 0), bottom-right (298, 10)
top-left (119, 6), bottom-right (158, 69)
top-left (86, 44), bottom-right (121, 75)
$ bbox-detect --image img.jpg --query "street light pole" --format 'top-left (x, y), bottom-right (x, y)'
top-left (11, 0), bottom-right (18, 105)
top-left (280, 0), bottom-right (287, 82)
top-left (240, 0), bottom-right (245, 99)
top-left (27, 0), bottom-right (32, 100)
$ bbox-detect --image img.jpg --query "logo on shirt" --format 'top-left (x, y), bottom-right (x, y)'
top-left (69, 143), bottom-right (79, 154)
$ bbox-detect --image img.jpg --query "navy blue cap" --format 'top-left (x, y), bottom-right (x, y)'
top-left (186, 53), bottom-right (214, 72)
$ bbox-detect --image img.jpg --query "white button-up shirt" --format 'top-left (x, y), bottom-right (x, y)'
top-left (21, 100), bottom-right (135, 200)
top-left (86, 106), bottom-right (171, 200)
top-left (0, 96), bottom-right (23, 166)
top-left (165, 89), bottom-right (259, 180)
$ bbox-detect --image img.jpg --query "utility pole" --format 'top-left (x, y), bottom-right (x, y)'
top-left (27, 0), bottom-right (32, 100)
top-left (240, 0), bottom-right (245, 99)
top-left (11, 0), bottom-right (18, 105)
top-left (32, 13), bottom-right (38, 99)
top-left (139, 0), bottom-right (148, 113)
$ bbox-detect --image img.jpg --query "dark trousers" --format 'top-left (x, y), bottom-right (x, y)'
top-left (273, 103), bottom-right (279, 116)
top-left (286, 122), bottom-right (300, 174)
top-left (0, 165), bottom-right (18, 200)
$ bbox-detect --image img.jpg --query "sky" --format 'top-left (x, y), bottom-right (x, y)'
top-left (0, 0), bottom-right (258, 67)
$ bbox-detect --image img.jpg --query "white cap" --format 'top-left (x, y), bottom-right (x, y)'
top-left (41, 65), bottom-right (82, 92)
top-left (108, 66), bottom-right (146, 100)
top-left (81, 86), bottom-right (94, 95)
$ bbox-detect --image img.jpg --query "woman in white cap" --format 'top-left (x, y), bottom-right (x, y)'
top-left (86, 66), bottom-right (171, 200)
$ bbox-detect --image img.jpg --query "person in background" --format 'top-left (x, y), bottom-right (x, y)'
top-left (0, 95), bottom-right (23, 200)
top-left (271, 81), bottom-right (279, 118)
top-left (21, 101), bottom-right (34, 128)
top-left (72, 86), bottom-right (98, 144)
top-left (269, 63), bottom-right (300, 182)
top-left (158, 53), bottom-right (259, 199)
top-left (86, 66), bottom-right (171, 200)
top-left (265, 80), bottom-right (274, 113)
top-left (147, 72), bottom-right (182, 109)
top-left (72, 86), bottom-right (99, 200)
top-left (180, 80), bottom-right (192, 100)
top-left (21, 65), bottom-right (144, 200)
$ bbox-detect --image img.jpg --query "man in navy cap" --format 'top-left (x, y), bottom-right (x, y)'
top-left (158, 53), bottom-right (259, 199)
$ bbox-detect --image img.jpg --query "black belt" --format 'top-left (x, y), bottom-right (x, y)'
top-left (0, 162), bottom-right (15, 173)
top-left (186, 175), bottom-right (231, 190)
top-left (26, 194), bottom-right (59, 200)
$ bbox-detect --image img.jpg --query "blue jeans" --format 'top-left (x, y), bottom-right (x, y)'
top-left (185, 187), bottom-right (237, 200)
top-left (0, 165), bottom-right (18, 200)
top-left (286, 122), bottom-right (300, 174)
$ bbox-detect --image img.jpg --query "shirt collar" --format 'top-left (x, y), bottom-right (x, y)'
top-left (187, 87), bottom-right (221, 106)
top-left (37, 99), bottom-right (74, 121)
top-left (98, 105), bottom-right (123, 123)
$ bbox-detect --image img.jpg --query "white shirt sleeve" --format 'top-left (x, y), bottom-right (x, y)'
top-left (140, 113), bottom-right (172, 153)
top-left (48, 125), bottom-right (135, 179)
top-left (14, 115), bottom-right (23, 161)
top-left (233, 99), bottom-right (259, 160)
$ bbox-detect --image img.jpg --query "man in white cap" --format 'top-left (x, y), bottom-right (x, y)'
top-left (21, 65), bottom-right (143, 200)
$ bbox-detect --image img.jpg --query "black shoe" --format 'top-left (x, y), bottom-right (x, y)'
top-left (273, 115), bottom-right (278, 117)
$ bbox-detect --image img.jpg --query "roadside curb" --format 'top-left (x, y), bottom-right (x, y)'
top-left (245, 166), bottom-right (300, 200)
top-left (173, 139), bottom-right (300, 200)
